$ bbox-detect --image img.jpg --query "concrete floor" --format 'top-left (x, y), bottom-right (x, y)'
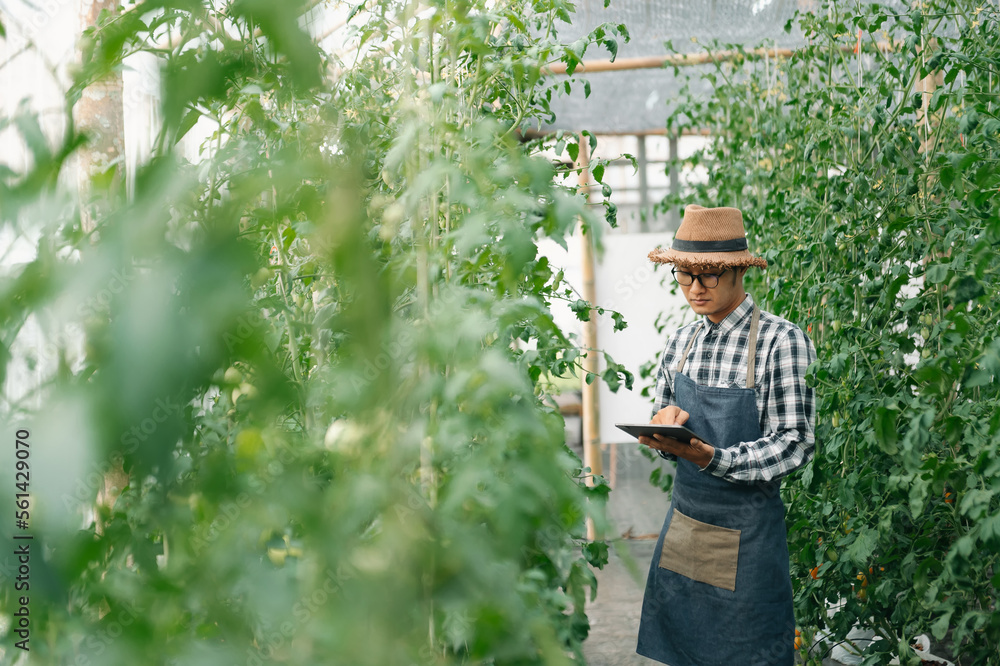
top-left (583, 539), bottom-right (658, 666)
top-left (578, 439), bottom-right (667, 666)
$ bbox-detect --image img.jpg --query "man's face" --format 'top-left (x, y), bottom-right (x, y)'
top-left (676, 265), bottom-right (746, 323)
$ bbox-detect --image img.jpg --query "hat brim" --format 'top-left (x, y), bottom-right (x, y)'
top-left (648, 248), bottom-right (767, 270)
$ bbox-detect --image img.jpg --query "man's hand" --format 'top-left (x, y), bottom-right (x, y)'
top-left (650, 405), bottom-right (689, 427)
top-left (639, 406), bottom-right (715, 469)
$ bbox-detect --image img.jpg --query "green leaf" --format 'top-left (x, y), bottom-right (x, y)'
top-left (604, 38), bottom-right (618, 62)
top-left (591, 162), bottom-right (605, 183)
top-left (931, 611), bottom-right (953, 641)
top-left (981, 118), bottom-right (1000, 138)
top-left (563, 38), bottom-right (586, 76)
top-left (602, 366), bottom-right (621, 392)
top-left (605, 201), bottom-right (618, 228)
top-left (910, 476), bottom-right (930, 519)
top-left (958, 110), bottom-right (979, 135)
top-left (346, 1), bottom-right (367, 22)
top-left (828, 353), bottom-right (848, 378)
top-left (845, 527), bottom-right (877, 565)
top-left (926, 264), bottom-right (949, 284)
top-left (873, 407), bottom-right (899, 455)
top-left (948, 275), bottom-right (984, 303)
top-left (567, 141), bottom-right (579, 163)
top-left (939, 164), bottom-right (955, 189)
top-left (965, 338), bottom-right (1000, 388)
top-left (582, 541), bottom-right (609, 568)
top-left (13, 113), bottom-right (52, 165)
top-left (230, 0), bottom-right (323, 90)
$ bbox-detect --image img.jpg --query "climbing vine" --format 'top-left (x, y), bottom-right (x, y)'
top-left (0, 1), bottom-right (630, 663)
top-left (654, 1), bottom-right (1000, 663)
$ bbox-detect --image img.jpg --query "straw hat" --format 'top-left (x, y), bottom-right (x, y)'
top-left (648, 204), bottom-right (767, 269)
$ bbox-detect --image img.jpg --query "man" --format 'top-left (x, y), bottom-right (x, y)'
top-left (635, 204), bottom-right (816, 666)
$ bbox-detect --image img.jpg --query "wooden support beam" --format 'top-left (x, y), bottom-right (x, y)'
top-left (76, 0), bottom-right (125, 231)
top-left (577, 134), bottom-right (602, 541)
top-left (519, 127), bottom-right (712, 139)
top-left (542, 42), bottom-right (897, 76)
top-left (543, 48), bottom-right (795, 75)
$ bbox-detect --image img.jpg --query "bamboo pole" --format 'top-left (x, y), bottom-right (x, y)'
top-left (668, 133), bottom-right (680, 230)
top-left (917, 38), bottom-right (943, 156)
top-left (542, 42), bottom-right (897, 76)
top-left (577, 135), bottom-right (602, 541)
top-left (544, 48), bottom-right (794, 75)
top-left (520, 127), bottom-right (712, 139)
top-left (77, 0), bottom-right (125, 233)
top-left (77, 0), bottom-right (129, 532)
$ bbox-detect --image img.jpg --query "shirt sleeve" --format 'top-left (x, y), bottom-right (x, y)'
top-left (702, 325), bottom-right (816, 483)
top-left (651, 342), bottom-right (675, 417)
top-left (651, 333), bottom-right (681, 461)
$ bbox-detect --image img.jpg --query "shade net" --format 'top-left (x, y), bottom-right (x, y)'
top-left (540, 0), bottom-right (820, 134)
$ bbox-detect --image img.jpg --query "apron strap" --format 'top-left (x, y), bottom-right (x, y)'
top-left (675, 322), bottom-right (702, 376)
top-left (675, 304), bottom-right (760, 386)
top-left (746, 305), bottom-right (761, 389)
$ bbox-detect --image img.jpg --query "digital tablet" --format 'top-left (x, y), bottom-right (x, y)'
top-left (615, 423), bottom-right (709, 446)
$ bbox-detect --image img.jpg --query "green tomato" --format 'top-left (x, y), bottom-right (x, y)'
top-left (251, 267), bottom-right (273, 288)
top-left (223, 366), bottom-right (242, 385)
top-left (235, 428), bottom-right (264, 459)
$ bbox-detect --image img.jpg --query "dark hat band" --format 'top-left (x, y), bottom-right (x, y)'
top-left (671, 238), bottom-right (748, 252)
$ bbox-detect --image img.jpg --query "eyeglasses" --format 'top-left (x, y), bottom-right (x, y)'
top-left (671, 268), bottom-right (728, 289)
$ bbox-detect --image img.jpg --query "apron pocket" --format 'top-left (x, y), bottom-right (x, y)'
top-left (658, 508), bottom-right (741, 592)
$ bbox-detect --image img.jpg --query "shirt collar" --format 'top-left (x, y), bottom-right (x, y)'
top-left (704, 293), bottom-right (754, 335)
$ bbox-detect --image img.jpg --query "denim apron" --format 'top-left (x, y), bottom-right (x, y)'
top-left (637, 306), bottom-right (795, 666)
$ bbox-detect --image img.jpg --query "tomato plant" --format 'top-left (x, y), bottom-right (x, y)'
top-left (0, 0), bottom-right (630, 663)
top-left (655, 1), bottom-right (1000, 663)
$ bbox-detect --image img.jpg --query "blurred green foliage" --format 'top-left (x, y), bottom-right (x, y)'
top-left (656, 1), bottom-right (1000, 663)
top-left (0, 0), bottom-right (631, 663)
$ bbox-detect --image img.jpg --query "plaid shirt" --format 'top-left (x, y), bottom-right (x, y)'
top-left (651, 294), bottom-right (816, 483)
